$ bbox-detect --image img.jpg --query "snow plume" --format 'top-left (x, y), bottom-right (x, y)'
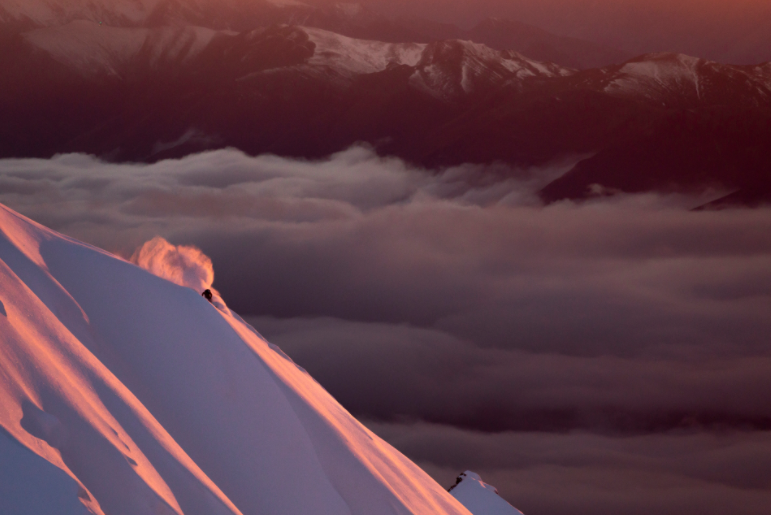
top-left (131, 236), bottom-right (214, 293)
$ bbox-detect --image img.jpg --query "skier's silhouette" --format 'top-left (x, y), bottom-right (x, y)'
top-left (202, 289), bottom-right (213, 302)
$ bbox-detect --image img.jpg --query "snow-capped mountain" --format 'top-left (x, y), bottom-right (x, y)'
top-left (1, 8), bottom-right (770, 203)
top-left (589, 52), bottom-right (771, 108)
top-left (17, 21), bottom-right (567, 98)
top-left (304, 26), bottom-right (425, 75)
top-left (0, 0), bottom-right (627, 69)
top-left (409, 40), bottom-right (570, 100)
top-left (224, 28), bottom-right (571, 99)
top-left (0, 201), bottom-right (478, 515)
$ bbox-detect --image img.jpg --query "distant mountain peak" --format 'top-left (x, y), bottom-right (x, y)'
top-left (408, 38), bottom-right (570, 100)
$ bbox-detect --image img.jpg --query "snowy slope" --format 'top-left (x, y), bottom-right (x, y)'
top-left (17, 18), bottom-right (570, 100)
top-left (0, 202), bottom-right (472, 515)
top-left (450, 471), bottom-right (525, 515)
top-left (304, 26), bottom-right (425, 78)
top-left (601, 52), bottom-right (771, 105)
top-left (0, 428), bottom-right (90, 515)
top-left (230, 27), bottom-right (572, 99)
top-left (605, 53), bottom-right (706, 99)
top-left (410, 40), bottom-right (572, 100)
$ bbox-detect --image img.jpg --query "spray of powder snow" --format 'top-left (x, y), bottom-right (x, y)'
top-left (131, 236), bottom-right (214, 293)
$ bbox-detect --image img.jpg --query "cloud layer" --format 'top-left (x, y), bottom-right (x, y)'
top-left (245, 316), bottom-right (771, 433)
top-left (1, 147), bottom-right (770, 514)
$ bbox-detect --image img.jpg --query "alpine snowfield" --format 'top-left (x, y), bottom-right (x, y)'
top-left (0, 202), bottom-right (477, 515)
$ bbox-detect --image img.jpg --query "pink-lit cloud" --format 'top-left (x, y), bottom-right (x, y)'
top-left (131, 236), bottom-right (214, 293)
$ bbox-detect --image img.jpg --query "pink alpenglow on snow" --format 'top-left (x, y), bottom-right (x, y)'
top-left (131, 236), bottom-right (214, 293)
top-left (450, 471), bottom-right (525, 515)
top-left (0, 202), bottom-right (477, 515)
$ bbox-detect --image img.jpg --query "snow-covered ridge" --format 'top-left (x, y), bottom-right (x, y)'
top-left (20, 19), bottom-right (561, 97)
top-left (409, 39), bottom-right (572, 100)
top-left (449, 471), bottom-right (525, 515)
top-left (605, 53), bottom-right (708, 99)
top-left (19, 16), bottom-right (771, 106)
top-left (267, 29), bottom-right (572, 98)
top-left (0, 202), bottom-right (472, 515)
top-left (603, 52), bottom-right (771, 104)
top-left (303, 26), bottom-right (426, 77)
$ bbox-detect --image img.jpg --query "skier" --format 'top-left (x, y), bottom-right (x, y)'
top-left (202, 289), bottom-right (213, 302)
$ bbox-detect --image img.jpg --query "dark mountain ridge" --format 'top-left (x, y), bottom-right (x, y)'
top-left (0, 5), bottom-right (770, 205)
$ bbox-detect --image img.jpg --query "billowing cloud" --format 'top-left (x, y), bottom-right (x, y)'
top-left (1, 147), bottom-right (769, 514)
top-left (0, 146), bottom-right (767, 351)
top-left (246, 316), bottom-right (771, 433)
top-left (131, 236), bottom-right (214, 293)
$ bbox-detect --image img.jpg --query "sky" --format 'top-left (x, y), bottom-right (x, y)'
top-left (365, 0), bottom-right (771, 30)
top-left (1, 148), bottom-right (770, 514)
top-left (363, 0), bottom-right (771, 63)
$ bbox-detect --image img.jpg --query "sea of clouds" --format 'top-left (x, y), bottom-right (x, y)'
top-left (1, 147), bottom-right (769, 515)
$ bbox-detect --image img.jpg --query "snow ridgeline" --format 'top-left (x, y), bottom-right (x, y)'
top-left (0, 201), bottom-right (485, 515)
top-left (19, 20), bottom-right (570, 101)
top-left (449, 472), bottom-right (525, 515)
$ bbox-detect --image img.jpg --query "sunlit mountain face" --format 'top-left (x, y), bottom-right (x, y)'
top-left (1, 2), bottom-right (770, 515)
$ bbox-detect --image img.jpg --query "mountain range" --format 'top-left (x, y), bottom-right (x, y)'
top-left (1, 0), bottom-right (769, 205)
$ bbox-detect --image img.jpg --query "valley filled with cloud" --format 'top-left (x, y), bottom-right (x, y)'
top-left (2, 147), bottom-right (769, 514)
